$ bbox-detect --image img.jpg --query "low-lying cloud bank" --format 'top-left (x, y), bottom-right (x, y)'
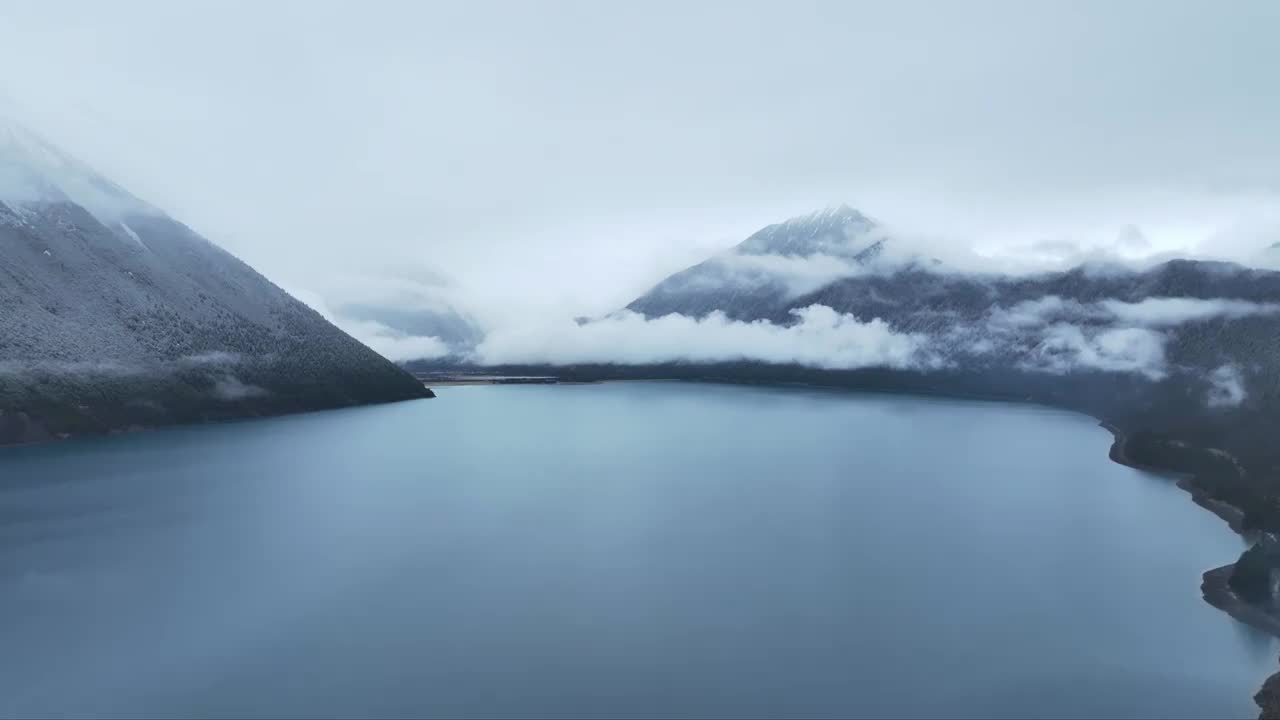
top-left (989, 296), bottom-right (1280, 331)
top-left (1102, 298), bottom-right (1280, 327)
top-left (285, 285), bottom-right (451, 363)
top-left (341, 319), bottom-right (450, 363)
top-left (477, 305), bottom-right (929, 370)
top-left (976, 296), bottom-right (1280, 383)
top-left (471, 292), bottom-right (1270, 409)
top-left (1023, 325), bottom-right (1168, 379)
top-left (0, 354), bottom-right (272, 402)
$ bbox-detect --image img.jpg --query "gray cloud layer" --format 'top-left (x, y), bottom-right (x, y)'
top-left (983, 296), bottom-right (1280, 381)
top-left (1101, 298), bottom-right (1280, 327)
top-left (2, 1), bottom-right (1278, 324)
top-left (478, 294), bottom-right (1275, 403)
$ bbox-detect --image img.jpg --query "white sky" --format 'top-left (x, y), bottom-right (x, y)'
top-left (2, 0), bottom-right (1278, 324)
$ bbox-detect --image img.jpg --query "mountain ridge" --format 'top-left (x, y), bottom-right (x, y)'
top-left (0, 122), bottom-right (433, 446)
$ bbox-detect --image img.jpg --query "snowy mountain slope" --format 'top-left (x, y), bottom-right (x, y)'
top-left (0, 119), bottom-right (154, 222)
top-left (619, 207), bottom-right (1280, 514)
top-left (0, 121), bottom-right (432, 445)
top-left (627, 206), bottom-right (1280, 392)
top-left (626, 205), bottom-right (891, 321)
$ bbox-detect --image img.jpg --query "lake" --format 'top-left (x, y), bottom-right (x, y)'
top-left (0, 382), bottom-right (1273, 718)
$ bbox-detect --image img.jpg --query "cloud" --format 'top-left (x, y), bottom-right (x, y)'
top-left (1115, 224), bottom-right (1151, 252)
top-left (0, 116), bottom-right (156, 223)
top-left (987, 296), bottom-right (1103, 330)
top-left (178, 351), bottom-right (242, 367)
top-left (982, 297), bottom-right (1170, 377)
top-left (1024, 325), bottom-right (1168, 380)
top-left (966, 296), bottom-right (1267, 380)
top-left (284, 285), bottom-right (451, 362)
top-left (1099, 298), bottom-right (1280, 327)
top-left (314, 270), bottom-right (465, 317)
top-left (346, 320), bottom-right (451, 363)
top-left (470, 291), bottom-right (1274, 382)
top-left (986, 295), bottom-right (1280, 332)
top-left (3, 2), bottom-right (1278, 325)
top-left (212, 375), bottom-right (268, 401)
top-left (977, 296), bottom-right (1280, 379)
top-left (1207, 364), bottom-right (1247, 407)
top-left (710, 253), bottom-right (866, 297)
top-left (477, 304), bottom-right (928, 370)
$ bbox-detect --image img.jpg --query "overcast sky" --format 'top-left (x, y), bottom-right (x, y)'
top-left (2, 0), bottom-right (1278, 323)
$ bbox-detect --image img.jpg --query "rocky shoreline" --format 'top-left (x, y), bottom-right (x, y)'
top-left (1103, 422), bottom-right (1250, 533)
top-left (1202, 565), bottom-right (1280, 637)
top-left (1104, 423), bottom-right (1280, 719)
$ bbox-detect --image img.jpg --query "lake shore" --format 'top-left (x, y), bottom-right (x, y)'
top-left (1102, 422), bottom-right (1250, 534)
top-left (1108, 424), bottom-right (1280, 720)
top-left (423, 374), bottom-right (563, 387)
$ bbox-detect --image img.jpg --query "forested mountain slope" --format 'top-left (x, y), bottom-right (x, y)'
top-left (0, 120), bottom-right (431, 445)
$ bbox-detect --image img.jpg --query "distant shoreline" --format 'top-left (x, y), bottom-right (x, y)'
top-left (423, 374), bottom-right (562, 387)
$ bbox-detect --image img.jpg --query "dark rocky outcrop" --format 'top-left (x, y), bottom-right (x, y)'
top-left (1257, 669), bottom-right (1280, 719)
top-left (1231, 543), bottom-right (1280, 604)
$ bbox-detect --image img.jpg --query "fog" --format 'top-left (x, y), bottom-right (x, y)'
top-left (2, 1), bottom-right (1278, 363)
top-left (0, 354), bottom-right (269, 403)
top-left (3, 2), bottom-right (1278, 309)
top-left (479, 294), bottom-right (1262, 383)
top-left (477, 305), bottom-right (928, 369)
top-left (1207, 365), bottom-right (1247, 408)
top-left (989, 296), bottom-right (1280, 331)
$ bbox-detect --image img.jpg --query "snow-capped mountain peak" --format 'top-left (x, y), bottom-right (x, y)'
top-left (735, 204), bottom-right (883, 259)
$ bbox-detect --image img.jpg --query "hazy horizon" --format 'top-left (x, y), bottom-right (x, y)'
top-left (3, 0), bottom-right (1278, 351)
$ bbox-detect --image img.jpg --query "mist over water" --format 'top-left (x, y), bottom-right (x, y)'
top-left (0, 383), bottom-right (1271, 718)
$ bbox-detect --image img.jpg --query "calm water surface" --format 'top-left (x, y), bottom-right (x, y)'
top-left (0, 382), bottom-right (1273, 718)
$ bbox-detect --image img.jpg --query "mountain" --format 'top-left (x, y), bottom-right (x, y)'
top-left (290, 271), bottom-right (484, 363)
top-left (0, 119), bottom-right (432, 446)
top-left (413, 205), bottom-right (1280, 533)
top-left (623, 206), bottom-right (1280, 516)
top-left (627, 204), bottom-right (891, 321)
top-left (333, 302), bottom-right (482, 353)
top-left (320, 272), bottom-right (485, 360)
top-left (629, 207), bottom-right (1280, 390)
